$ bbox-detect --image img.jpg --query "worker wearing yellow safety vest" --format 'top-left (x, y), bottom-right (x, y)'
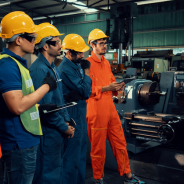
top-left (0, 11), bottom-right (57, 184)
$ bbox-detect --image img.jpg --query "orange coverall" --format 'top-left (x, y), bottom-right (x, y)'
top-left (0, 145), bottom-right (2, 158)
top-left (86, 52), bottom-right (131, 179)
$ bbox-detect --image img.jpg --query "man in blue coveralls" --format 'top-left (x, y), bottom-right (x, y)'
top-left (0, 12), bottom-right (57, 184)
top-left (29, 23), bottom-right (75, 184)
top-left (58, 34), bottom-right (92, 184)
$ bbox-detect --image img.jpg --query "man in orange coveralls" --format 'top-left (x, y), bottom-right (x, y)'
top-left (86, 29), bottom-right (146, 184)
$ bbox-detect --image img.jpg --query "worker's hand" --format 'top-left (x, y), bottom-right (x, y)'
top-left (65, 125), bottom-right (75, 138)
top-left (80, 59), bottom-right (91, 70)
top-left (65, 90), bottom-right (82, 102)
top-left (42, 72), bottom-right (57, 92)
top-left (119, 82), bottom-right (125, 91)
top-left (108, 82), bottom-right (122, 91)
top-left (84, 69), bottom-right (90, 76)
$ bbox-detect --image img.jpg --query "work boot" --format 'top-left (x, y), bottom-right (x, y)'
top-left (94, 178), bottom-right (106, 184)
top-left (124, 174), bottom-right (146, 184)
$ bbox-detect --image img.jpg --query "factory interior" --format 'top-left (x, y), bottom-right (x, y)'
top-left (0, 0), bottom-right (184, 184)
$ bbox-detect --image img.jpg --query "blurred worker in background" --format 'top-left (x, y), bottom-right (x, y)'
top-left (58, 34), bottom-right (92, 184)
top-left (29, 23), bottom-right (75, 184)
top-left (0, 11), bottom-right (57, 184)
top-left (86, 28), bottom-right (145, 184)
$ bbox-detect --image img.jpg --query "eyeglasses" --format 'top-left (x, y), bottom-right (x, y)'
top-left (19, 33), bottom-right (36, 43)
top-left (46, 40), bottom-right (61, 47)
top-left (95, 42), bottom-right (109, 47)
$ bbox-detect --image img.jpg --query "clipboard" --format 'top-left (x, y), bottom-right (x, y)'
top-left (43, 102), bottom-right (77, 114)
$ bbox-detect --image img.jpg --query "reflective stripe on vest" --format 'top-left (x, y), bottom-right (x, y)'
top-left (0, 54), bottom-right (43, 136)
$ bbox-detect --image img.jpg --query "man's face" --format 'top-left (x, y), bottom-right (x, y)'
top-left (70, 51), bottom-right (84, 63)
top-left (46, 36), bottom-right (62, 57)
top-left (91, 39), bottom-right (107, 55)
top-left (19, 33), bottom-right (37, 54)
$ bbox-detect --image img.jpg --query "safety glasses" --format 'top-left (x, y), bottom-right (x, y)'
top-left (94, 41), bottom-right (109, 47)
top-left (46, 40), bottom-right (61, 47)
top-left (19, 33), bottom-right (36, 43)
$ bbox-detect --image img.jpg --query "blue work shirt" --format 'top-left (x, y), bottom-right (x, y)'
top-left (0, 48), bottom-right (40, 150)
top-left (29, 53), bottom-right (69, 133)
top-left (58, 56), bottom-right (92, 115)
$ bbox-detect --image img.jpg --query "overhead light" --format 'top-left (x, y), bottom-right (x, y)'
top-left (136, 0), bottom-right (172, 5)
top-left (49, 10), bottom-right (84, 17)
top-left (0, 2), bottom-right (11, 7)
top-left (72, 1), bottom-right (98, 13)
top-left (33, 16), bottom-right (47, 20)
top-left (67, 0), bottom-right (77, 2)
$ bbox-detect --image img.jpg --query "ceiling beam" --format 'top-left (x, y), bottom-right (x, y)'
top-left (30, 2), bottom-right (65, 10)
top-left (88, 0), bottom-right (104, 8)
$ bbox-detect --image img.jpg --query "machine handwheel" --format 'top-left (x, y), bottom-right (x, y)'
top-left (158, 124), bottom-right (175, 142)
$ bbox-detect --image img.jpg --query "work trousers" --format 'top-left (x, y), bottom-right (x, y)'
top-left (1, 144), bottom-right (38, 184)
top-left (62, 105), bottom-right (87, 184)
top-left (87, 100), bottom-right (131, 179)
top-left (33, 126), bottom-right (64, 184)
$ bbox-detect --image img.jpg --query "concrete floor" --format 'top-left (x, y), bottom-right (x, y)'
top-left (85, 164), bottom-right (168, 184)
top-left (0, 162), bottom-right (169, 184)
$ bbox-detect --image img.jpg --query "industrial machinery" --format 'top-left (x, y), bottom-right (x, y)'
top-left (109, 71), bottom-right (184, 184)
top-left (131, 58), bottom-right (168, 76)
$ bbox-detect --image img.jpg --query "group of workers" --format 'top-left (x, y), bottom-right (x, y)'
top-left (0, 11), bottom-right (145, 184)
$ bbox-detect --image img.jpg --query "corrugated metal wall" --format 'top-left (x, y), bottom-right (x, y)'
top-left (1, 2), bottom-right (184, 51)
top-left (51, 10), bottom-right (184, 49)
top-left (53, 13), bottom-right (108, 45)
top-left (133, 10), bottom-right (184, 48)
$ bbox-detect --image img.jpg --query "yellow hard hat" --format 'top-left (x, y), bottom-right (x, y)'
top-left (88, 28), bottom-right (109, 44)
top-left (35, 22), bottom-right (64, 44)
top-left (62, 34), bottom-right (89, 52)
top-left (0, 11), bottom-right (40, 39)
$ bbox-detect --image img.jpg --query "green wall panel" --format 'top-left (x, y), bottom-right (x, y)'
top-left (133, 30), bottom-right (184, 48)
top-left (100, 12), bottom-right (110, 19)
top-left (133, 11), bottom-right (184, 31)
top-left (55, 21), bottom-right (106, 37)
top-left (86, 14), bottom-right (97, 21)
top-left (74, 15), bottom-right (84, 23)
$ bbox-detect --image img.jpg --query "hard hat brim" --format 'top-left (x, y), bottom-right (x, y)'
top-left (80, 45), bottom-right (90, 52)
top-left (88, 36), bottom-right (109, 44)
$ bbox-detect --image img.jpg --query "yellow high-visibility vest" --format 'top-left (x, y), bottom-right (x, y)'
top-left (0, 54), bottom-right (42, 136)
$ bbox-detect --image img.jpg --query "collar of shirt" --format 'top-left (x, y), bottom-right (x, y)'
top-left (37, 53), bottom-right (55, 69)
top-left (91, 51), bottom-right (105, 63)
top-left (2, 48), bottom-right (28, 68)
top-left (63, 56), bottom-right (79, 70)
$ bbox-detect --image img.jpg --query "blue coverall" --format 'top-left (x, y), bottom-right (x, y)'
top-left (58, 56), bottom-right (92, 184)
top-left (29, 53), bottom-right (70, 184)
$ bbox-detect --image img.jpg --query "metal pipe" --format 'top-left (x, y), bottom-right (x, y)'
top-left (131, 128), bottom-right (158, 134)
top-left (134, 115), bottom-right (165, 123)
top-left (128, 42), bottom-right (131, 62)
top-left (132, 132), bottom-right (159, 139)
top-left (129, 122), bottom-right (159, 128)
top-left (118, 43), bottom-right (122, 64)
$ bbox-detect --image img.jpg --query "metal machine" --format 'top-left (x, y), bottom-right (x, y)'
top-left (131, 58), bottom-right (168, 76)
top-left (110, 71), bottom-right (184, 183)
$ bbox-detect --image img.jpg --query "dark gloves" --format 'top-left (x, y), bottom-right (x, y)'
top-left (69, 118), bottom-right (77, 127)
top-left (38, 104), bottom-right (57, 115)
top-left (80, 59), bottom-right (91, 70)
top-left (65, 90), bottom-right (82, 102)
top-left (42, 72), bottom-right (57, 92)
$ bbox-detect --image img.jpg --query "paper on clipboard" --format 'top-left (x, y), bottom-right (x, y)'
top-left (43, 102), bottom-right (77, 114)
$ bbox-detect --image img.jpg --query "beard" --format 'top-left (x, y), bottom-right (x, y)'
top-left (71, 57), bottom-right (82, 63)
top-left (96, 47), bottom-right (106, 55)
top-left (49, 49), bottom-right (61, 57)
